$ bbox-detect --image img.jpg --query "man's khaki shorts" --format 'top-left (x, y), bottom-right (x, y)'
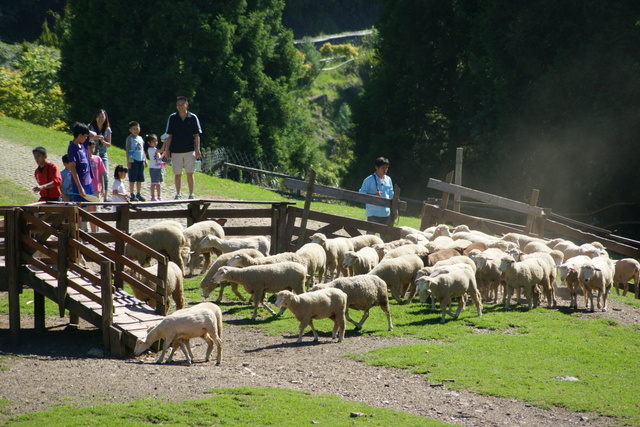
top-left (171, 151), bottom-right (196, 174)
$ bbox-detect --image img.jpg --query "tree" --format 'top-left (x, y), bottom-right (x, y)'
top-left (348, 0), bottom-right (640, 217)
top-left (60, 0), bottom-right (318, 176)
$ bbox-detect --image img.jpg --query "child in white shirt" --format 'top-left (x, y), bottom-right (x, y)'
top-left (112, 165), bottom-right (130, 205)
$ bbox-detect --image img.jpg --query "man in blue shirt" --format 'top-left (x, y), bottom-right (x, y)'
top-left (359, 157), bottom-right (394, 226)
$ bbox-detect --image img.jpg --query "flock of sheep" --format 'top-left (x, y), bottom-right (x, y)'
top-left (124, 219), bottom-right (640, 365)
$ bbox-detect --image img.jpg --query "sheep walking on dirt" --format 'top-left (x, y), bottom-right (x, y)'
top-left (134, 302), bottom-right (223, 365)
top-left (128, 261), bottom-right (186, 312)
top-left (310, 232), bottom-right (354, 280)
top-left (295, 242), bottom-right (327, 286)
top-left (558, 255), bottom-right (591, 309)
top-left (416, 264), bottom-right (482, 323)
top-left (275, 288), bottom-right (347, 343)
top-left (309, 275), bottom-right (392, 331)
top-left (182, 220), bottom-right (225, 275)
top-left (499, 255), bottom-right (548, 310)
top-left (342, 247), bottom-right (379, 276)
top-left (613, 258), bottom-right (640, 298)
top-left (368, 254), bottom-right (424, 304)
top-left (212, 262), bottom-right (306, 320)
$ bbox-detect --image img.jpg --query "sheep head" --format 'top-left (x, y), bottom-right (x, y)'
top-left (498, 255), bottom-right (515, 272)
top-left (274, 290), bottom-right (295, 307)
top-left (416, 277), bottom-right (433, 304)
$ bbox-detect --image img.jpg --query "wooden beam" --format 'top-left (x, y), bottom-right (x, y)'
top-left (428, 178), bottom-right (545, 217)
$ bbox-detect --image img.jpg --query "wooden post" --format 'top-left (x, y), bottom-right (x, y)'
top-left (271, 203), bottom-right (288, 254)
top-left (524, 189), bottom-right (540, 236)
top-left (386, 184), bottom-right (401, 238)
top-left (57, 232), bottom-right (69, 317)
top-left (420, 201), bottom-right (433, 231)
top-left (297, 170), bottom-right (316, 249)
top-left (454, 148), bottom-right (463, 212)
top-left (440, 171), bottom-right (455, 212)
top-left (34, 290), bottom-right (45, 332)
top-left (7, 208), bottom-right (21, 344)
top-left (101, 261), bottom-right (113, 352)
top-left (156, 261), bottom-right (168, 316)
top-left (114, 204), bottom-right (130, 289)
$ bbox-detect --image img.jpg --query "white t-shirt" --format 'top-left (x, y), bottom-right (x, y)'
top-left (148, 146), bottom-right (161, 169)
top-left (112, 179), bottom-right (128, 203)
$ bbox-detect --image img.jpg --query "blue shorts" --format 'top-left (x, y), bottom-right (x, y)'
top-left (149, 168), bottom-right (163, 184)
top-left (71, 183), bottom-right (95, 202)
top-left (128, 160), bottom-right (145, 183)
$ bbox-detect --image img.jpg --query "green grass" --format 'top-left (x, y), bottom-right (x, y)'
top-left (0, 178), bottom-right (36, 206)
top-left (2, 387), bottom-right (448, 426)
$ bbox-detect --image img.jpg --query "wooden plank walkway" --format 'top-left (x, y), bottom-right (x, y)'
top-left (13, 264), bottom-right (165, 351)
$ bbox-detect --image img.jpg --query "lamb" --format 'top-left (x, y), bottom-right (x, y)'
top-left (274, 288), bottom-right (347, 343)
top-left (200, 249), bottom-right (265, 302)
top-left (579, 257), bottom-right (614, 312)
top-left (128, 261), bottom-right (186, 312)
top-left (346, 234), bottom-right (384, 251)
top-left (134, 302), bottom-right (223, 365)
top-left (295, 242), bottom-right (327, 286)
top-left (212, 262), bottom-right (306, 320)
top-left (416, 264), bottom-right (483, 323)
top-left (226, 251), bottom-right (305, 268)
top-left (182, 220), bottom-right (225, 275)
top-left (430, 224), bottom-right (452, 239)
top-left (613, 258), bottom-right (640, 298)
top-left (558, 255), bottom-right (591, 309)
top-left (124, 222), bottom-right (189, 273)
top-left (342, 247), bottom-right (380, 276)
top-left (195, 234), bottom-right (271, 258)
top-left (309, 275), bottom-right (392, 331)
top-left (415, 256), bottom-right (477, 310)
top-left (368, 254), bottom-right (424, 304)
top-left (310, 232), bottom-right (354, 279)
top-left (422, 248), bottom-right (463, 266)
top-left (519, 252), bottom-right (558, 308)
top-left (499, 254), bottom-right (549, 310)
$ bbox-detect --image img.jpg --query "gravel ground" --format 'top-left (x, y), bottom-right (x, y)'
top-left (0, 138), bottom-right (636, 426)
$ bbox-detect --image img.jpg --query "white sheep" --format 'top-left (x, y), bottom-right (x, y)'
top-left (613, 258), bottom-right (640, 297)
top-left (226, 251), bottom-right (305, 268)
top-left (309, 275), bottom-right (392, 331)
top-left (310, 232), bottom-right (354, 279)
top-left (368, 253), bottom-right (424, 304)
top-left (499, 254), bottom-right (549, 310)
top-left (124, 223), bottom-right (189, 273)
top-left (416, 264), bottom-right (483, 323)
top-left (381, 243), bottom-right (427, 260)
top-left (212, 262), bottom-right (307, 320)
top-left (468, 248), bottom-right (505, 303)
top-left (295, 242), bottom-right (327, 286)
top-left (519, 252), bottom-right (558, 308)
top-left (346, 234), bottom-right (384, 251)
top-left (342, 247), bottom-right (380, 276)
top-left (128, 261), bottom-right (186, 312)
top-left (274, 288), bottom-right (347, 343)
top-left (196, 235), bottom-right (271, 257)
top-left (134, 302), bottom-right (223, 365)
top-left (182, 220), bottom-right (225, 275)
top-left (372, 239), bottom-right (412, 260)
top-left (199, 249), bottom-right (265, 302)
top-left (579, 257), bottom-right (614, 312)
top-left (558, 255), bottom-right (591, 309)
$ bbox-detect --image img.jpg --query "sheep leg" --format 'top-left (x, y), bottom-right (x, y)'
top-left (404, 280), bottom-right (418, 304)
top-left (259, 293), bottom-right (277, 317)
top-left (504, 286), bottom-right (513, 310)
top-left (202, 332), bottom-right (217, 364)
top-left (231, 283), bottom-right (248, 302)
top-left (468, 289), bottom-right (483, 318)
top-left (453, 296), bottom-right (466, 318)
top-left (334, 312), bottom-right (346, 342)
top-left (430, 295), bottom-right (436, 311)
top-left (156, 337), bottom-right (173, 364)
top-left (602, 285), bottom-right (611, 312)
top-left (355, 310), bottom-right (370, 331)
top-left (440, 297), bottom-right (451, 323)
top-left (250, 291), bottom-right (262, 320)
top-left (296, 317), bottom-right (312, 343)
top-left (587, 289), bottom-right (596, 312)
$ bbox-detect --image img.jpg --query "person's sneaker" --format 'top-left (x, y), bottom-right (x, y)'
top-left (174, 194), bottom-right (183, 200)
top-left (136, 193), bottom-right (146, 202)
top-left (130, 193), bottom-right (138, 202)
top-left (157, 196), bottom-right (162, 201)
top-left (188, 193), bottom-right (196, 199)
top-left (150, 196), bottom-right (157, 201)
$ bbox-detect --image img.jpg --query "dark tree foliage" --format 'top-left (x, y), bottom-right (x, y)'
top-left (282, 0), bottom-right (382, 38)
top-left (0, 1), bottom-right (65, 43)
top-left (348, 0), bottom-right (640, 218)
top-left (60, 0), bottom-right (318, 175)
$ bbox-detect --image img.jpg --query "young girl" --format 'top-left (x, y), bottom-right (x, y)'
top-left (144, 134), bottom-right (164, 201)
top-left (88, 140), bottom-right (107, 231)
top-left (112, 165), bottom-right (130, 205)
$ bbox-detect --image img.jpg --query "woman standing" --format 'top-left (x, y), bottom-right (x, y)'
top-left (89, 109), bottom-right (112, 202)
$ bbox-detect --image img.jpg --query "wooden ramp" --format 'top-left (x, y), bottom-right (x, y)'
top-left (18, 264), bottom-right (164, 355)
